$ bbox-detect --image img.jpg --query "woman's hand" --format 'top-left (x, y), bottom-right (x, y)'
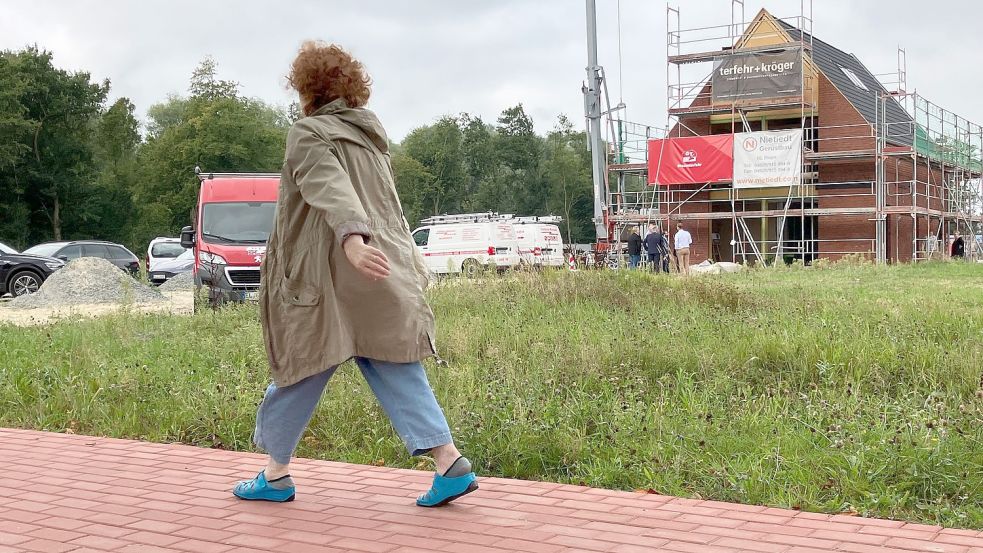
top-left (343, 235), bottom-right (391, 280)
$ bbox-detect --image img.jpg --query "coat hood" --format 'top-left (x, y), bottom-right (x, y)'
top-left (310, 98), bottom-right (390, 154)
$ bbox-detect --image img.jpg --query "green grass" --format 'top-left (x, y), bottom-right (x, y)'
top-left (1, 262), bottom-right (982, 528)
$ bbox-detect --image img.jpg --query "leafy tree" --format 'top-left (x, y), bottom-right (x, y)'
top-left (79, 98), bottom-right (141, 248)
top-left (0, 53), bottom-right (35, 246)
top-left (95, 98), bottom-right (140, 167)
top-left (494, 104), bottom-right (544, 215)
top-left (145, 94), bottom-right (189, 138)
top-left (496, 104), bottom-right (539, 170)
top-left (0, 55), bottom-right (32, 169)
top-left (395, 117), bottom-right (466, 222)
top-left (132, 58), bottom-right (290, 247)
top-left (0, 47), bottom-right (108, 245)
top-left (188, 56), bottom-right (239, 100)
top-left (391, 147), bottom-right (432, 227)
top-left (543, 115), bottom-right (594, 244)
top-left (458, 113), bottom-right (497, 211)
top-left (389, 110), bottom-right (595, 243)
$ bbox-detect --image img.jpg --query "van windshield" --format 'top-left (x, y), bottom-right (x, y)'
top-left (201, 202), bottom-right (276, 244)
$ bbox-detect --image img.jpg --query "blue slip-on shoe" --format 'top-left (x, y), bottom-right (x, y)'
top-left (416, 471), bottom-right (478, 507)
top-left (232, 471), bottom-right (295, 502)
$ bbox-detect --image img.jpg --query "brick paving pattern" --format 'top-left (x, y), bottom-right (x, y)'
top-left (1, 428), bottom-right (980, 552)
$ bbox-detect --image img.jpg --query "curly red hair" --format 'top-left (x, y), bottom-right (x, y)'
top-left (288, 41), bottom-right (371, 115)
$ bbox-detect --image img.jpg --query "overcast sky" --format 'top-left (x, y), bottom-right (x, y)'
top-left (2, 1), bottom-right (981, 141)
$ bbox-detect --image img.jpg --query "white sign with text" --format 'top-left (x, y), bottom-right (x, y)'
top-left (733, 130), bottom-right (802, 189)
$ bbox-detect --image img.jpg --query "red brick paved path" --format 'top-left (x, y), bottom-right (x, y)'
top-left (1, 429), bottom-right (980, 553)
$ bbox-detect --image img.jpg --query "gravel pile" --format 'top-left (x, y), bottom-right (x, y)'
top-left (158, 271), bottom-right (195, 292)
top-left (9, 257), bottom-right (165, 309)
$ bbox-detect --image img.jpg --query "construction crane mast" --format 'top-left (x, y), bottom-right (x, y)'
top-left (583, 0), bottom-right (609, 242)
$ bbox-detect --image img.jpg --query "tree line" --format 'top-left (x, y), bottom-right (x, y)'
top-left (0, 47), bottom-right (596, 254)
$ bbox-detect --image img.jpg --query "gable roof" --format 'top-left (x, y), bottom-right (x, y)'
top-left (775, 18), bottom-right (914, 146)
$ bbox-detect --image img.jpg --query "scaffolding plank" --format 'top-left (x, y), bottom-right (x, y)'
top-left (664, 207), bottom-right (876, 220)
top-left (805, 150), bottom-right (877, 160)
top-left (608, 163), bottom-right (647, 172)
top-left (669, 43), bottom-right (808, 65)
top-left (640, 206), bottom-right (980, 222)
top-left (670, 99), bottom-right (814, 117)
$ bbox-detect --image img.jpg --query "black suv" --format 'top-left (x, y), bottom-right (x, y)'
top-left (0, 241), bottom-right (65, 297)
top-left (22, 240), bottom-right (141, 276)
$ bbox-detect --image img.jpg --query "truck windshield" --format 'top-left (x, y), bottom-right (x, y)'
top-left (201, 202), bottom-right (276, 244)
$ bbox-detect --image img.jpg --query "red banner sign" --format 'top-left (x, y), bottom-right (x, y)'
top-left (647, 135), bottom-right (734, 186)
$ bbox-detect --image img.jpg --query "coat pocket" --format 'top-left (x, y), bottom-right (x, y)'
top-left (280, 277), bottom-right (321, 307)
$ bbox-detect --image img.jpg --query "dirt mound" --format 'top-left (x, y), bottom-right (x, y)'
top-left (9, 257), bottom-right (165, 309)
top-left (158, 272), bottom-right (195, 292)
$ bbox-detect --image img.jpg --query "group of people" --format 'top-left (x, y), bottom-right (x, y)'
top-left (626, 222), bottom-right (693, 275)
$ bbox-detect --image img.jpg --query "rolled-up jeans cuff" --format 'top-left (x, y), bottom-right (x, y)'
top-left (337, 221), bottom-right (373, 247)
top-left (407, 431), bottom-right (454, 456)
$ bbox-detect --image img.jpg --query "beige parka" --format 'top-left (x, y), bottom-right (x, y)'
top-left (259, 99), bottom-right (435, 387)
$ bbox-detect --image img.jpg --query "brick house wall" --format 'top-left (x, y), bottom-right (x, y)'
top-left (884, 155), bottom-right (946, 260)
top-left (815, 74), bottom-right (878, 259)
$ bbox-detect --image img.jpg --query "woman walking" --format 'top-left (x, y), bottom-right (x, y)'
top-left (232, 41), bottom-right (477, 507)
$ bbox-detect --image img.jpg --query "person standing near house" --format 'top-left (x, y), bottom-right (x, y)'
top-left (952, 234), bottom-right (965, 258)
top-left (925, 230), bottom-right (938, 260)
top-left (674, 221), bottom-right (693, 276)
top-left (644, 223), bottom-right (668, 273)
top-left (232, 41), bottom-right (477, 508)
top-left (627, 226), bottom-right (643, 269)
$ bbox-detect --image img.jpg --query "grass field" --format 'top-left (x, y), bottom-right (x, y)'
top-left (1, 262), bottom-right (982, 528)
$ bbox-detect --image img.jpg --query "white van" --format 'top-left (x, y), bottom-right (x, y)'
top-left (412, 214), bottom-right (521, 276)
top-left (513, 219), bottom-right (565, 268)
top-left (147, 237), bottom-right (187, 273)
top-left (148, 248), bottom-right (194, 286)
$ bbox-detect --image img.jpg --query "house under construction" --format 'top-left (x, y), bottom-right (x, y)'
top-left (599, 2), bottom-right (983, 265)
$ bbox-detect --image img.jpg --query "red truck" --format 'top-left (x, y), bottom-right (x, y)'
top-left (180, 171), bottom-right (279, 302)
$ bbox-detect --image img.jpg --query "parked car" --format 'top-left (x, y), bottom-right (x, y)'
top-left (147, 237), bottom-right (187, 274)
top-left (148, 248), bottom-right (194, 286)
top-left (0, 241), bottom-right (65, 297)
top-left (411, 213), bottom-right (521, 276)
top-left (23, 240), bottom-right (141, 276)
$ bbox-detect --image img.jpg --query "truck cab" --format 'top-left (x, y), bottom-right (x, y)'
top-left (181, 171), bottom-right (279, 302)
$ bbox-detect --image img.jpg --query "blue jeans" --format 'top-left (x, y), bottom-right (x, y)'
top-left (253, 358), bottom-right (454, 464)
top-left (628, 254), bottom-right (641, 269)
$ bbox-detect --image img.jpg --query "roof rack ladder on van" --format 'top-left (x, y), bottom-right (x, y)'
top-left (507, 215), bottom-right (564, 224)
top-left (419, 212), bottom-right (505, 225)
top-left (419, 213), bottom-right (565, 225)
top-left (194, 166), bottom-right (280, 181)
